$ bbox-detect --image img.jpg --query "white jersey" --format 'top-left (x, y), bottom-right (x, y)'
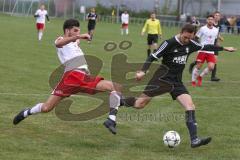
top-left (121, 13), bottom-right (129, 24)
top-left (196, 25), bottom-right (219, 54)
top-left (55, 37), bottom-right (88, 72)
top-left (35, 9), bottom-right (48, 24)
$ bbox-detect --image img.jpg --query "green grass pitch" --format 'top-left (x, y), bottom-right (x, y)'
top-left (0, 13), bottom-right (240, 160)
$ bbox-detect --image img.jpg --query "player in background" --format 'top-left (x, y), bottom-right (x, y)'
top-left (211, 11), bottom-right (224, 81)
top-left (191, 15), bottom-right (219, 87)
top-left (34, 4), bottom-right (49, 41)
top-left (13, 19), bottom-right (123, 135)
top-left (86, 8), bottom-right (98, 43)
top-left (141, 12), bottom-right (162, 57)
top-left (121, 11), bottom-right (129, 35)
top-left (104, 24), bottom-right (236, 147)
top-left (189, 12), bottom-right (224, 81)
top-left (190, 16), bottom-right (201, 29)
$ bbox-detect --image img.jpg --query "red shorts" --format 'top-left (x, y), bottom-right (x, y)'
top-left (52, 70), bottom-right (104, 97)
top-left (36, 23), bottom-right (45, 30)
top-left (122, 23), bottom-right (128, 29)
top-left (196, 51), bottom-right (216, 64)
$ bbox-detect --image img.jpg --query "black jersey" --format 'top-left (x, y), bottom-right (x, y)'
top-left (87, 12), bottom-right (97, 25)
top-left (213, 23), bottom-right (221, 55)
top-left (213, 23), bottom-right (221, 33)
top-left (142, 35), bottom-right (223, 82)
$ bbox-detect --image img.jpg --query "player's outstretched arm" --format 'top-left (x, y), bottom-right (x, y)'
top-left (135, 55), bottom-right (157, 81)
top-left (223, 47), bottom-right (237, 52)
top-left (55, 36), bottom-right (81, 48)
top-left (79, 33), bottom-right (91, 40)
top-left (34, 14), bottom-right (39, 18)
top-left (200, 44), bottom-right (236, 53)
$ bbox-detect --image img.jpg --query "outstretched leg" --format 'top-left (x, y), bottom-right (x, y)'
top-left (177, 94), bottom-right (212, 148)
top-left (13, 95), bottom-right (63, 125)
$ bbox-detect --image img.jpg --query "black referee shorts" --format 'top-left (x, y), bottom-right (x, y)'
top-left (143, 65), bottom-right (189, 100)
top-left (147, 34), bottom-right (158, 45)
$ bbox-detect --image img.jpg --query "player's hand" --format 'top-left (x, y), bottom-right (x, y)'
top-left (224, 47), bottom-right (237, 52)
top-left (135, 70), bottom-right (146, 81)
top-left (79, 34), bottom-right (91, 40)
top-left (141, 32), bottom-right (144, 36)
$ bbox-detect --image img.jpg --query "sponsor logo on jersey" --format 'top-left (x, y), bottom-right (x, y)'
top-left (173, 55), bottom-right (187, 64)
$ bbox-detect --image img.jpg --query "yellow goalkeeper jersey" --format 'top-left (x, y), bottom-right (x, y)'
top-left (142, 18), bottom-right (162, 35)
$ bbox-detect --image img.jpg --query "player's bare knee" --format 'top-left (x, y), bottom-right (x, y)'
top-left (134, 104), bottom-right (146, 109)
top-left (112, 82), bottom-right (123, 92)
top-left (208, 66), bottom-right (214, 71)
top-left (197, 63), bottom-right (202, 69)
top-left (134, 99), bottom-right (149, 109)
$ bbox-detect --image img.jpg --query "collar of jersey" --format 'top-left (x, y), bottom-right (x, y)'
top-left (175, 35), bottom-right (183, 46)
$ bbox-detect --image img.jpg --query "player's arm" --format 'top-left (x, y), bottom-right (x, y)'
top-left (34, 11), bottom-right (39, 18)
top-left (96, 14), bottom-right (98, 22)
top-left (86, 13), bottom-right (90, 20)
top-left (158, 20), bottom-right (162, 37)
top-left (55, 34), bottom-right (90, 48)
top-left (191, 40), bottom-right (236, 53)
top-left (202, 45), bottom-right (236, 52)
top-left (141, 20), bottom-right (148, 35)
top-left (46, 14), bottom-right (50, 21)
top-left (136, 41), bottom-right (169, 80)
top-left (218, 34), bottom-right (224, 42)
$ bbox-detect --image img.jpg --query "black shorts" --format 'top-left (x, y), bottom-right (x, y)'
top-left (147, 34), bottom-right (158, 45)
top-left (143, 65), bottom-right (189, 100)
top-left (169, 83), bottom-right (189, 100)
top-left (88, 24), bottom-right (96, 31)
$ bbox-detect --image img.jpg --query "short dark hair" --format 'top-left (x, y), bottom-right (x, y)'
top-left (213, 11), bottom-right (221, 15)
top-left (207, 14), bottom-right (214, 19)
top-left (181, 24), bottom-right (196, 33)
top-left (63, 19), bottom-right (80, 33)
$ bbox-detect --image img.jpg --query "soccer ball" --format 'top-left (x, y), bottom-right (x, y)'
top-left (163, 131), bottom-right (181, 148)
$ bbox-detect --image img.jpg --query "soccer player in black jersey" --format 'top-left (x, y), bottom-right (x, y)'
top-left (104, 24), bottom-right (236, 148)
top-left (87, 8), bottom-right (98, 43)
top-left (211, 11), bottom-right (224, 81)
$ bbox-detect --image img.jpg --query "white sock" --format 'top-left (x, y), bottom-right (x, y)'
top-left (126, 29), bottom-right (129, 35)
top-left (108, 91), bottom-right (120, 121)
top-left (200, 67), bottom-right (209, 77)
top-left (38, 32), bottom-right (43, 40)
top-left (192, 67), bottom-right (200, 81)
top-left (23, 103), bottom-right (43, 117)
top-left (109, 115), bottom-right (116, 121)
top-left (121, 29), bottom-right (124, 35)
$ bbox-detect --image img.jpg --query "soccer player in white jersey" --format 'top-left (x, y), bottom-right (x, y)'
top-left (191, 15), bottom-right (219, 87)
top-left (13, 19), bottom-right (122, 135)
top-left (34, 4), bottom-right (49, 41)
top-left (121, 11), bottom-right (129, 35)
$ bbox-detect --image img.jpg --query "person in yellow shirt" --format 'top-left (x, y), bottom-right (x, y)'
top-left (141, 13), bottom-right (162, 56)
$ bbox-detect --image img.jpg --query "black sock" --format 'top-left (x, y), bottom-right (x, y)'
top-left (147, 49), bottom-right (151, 57)
top-left (185, 110), bottom-right (198, 141)
top-left (120, 97), bottom-right (136, 107)
top-left (211, 64), bottom-right (217, 78)
top-left (108, 108), bottom-right (118, 122)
